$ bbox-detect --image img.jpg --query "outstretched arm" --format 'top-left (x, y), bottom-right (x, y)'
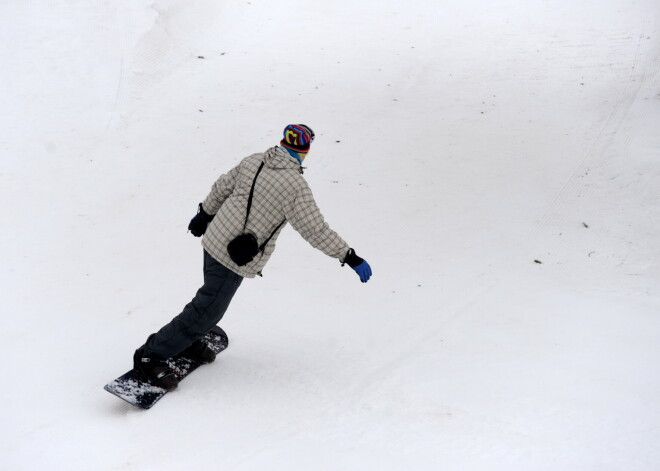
top-left (284, 183), bottom-right (372, 283)
top-left (284, 184), bottom-right (350, 259)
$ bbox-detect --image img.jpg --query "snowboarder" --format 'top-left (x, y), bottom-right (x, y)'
top-left (133, 124), bottom-right (372, 390)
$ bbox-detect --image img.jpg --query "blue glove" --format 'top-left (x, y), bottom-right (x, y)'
top-left (352, 260), bottom-right (372, 283)
top-left (343, 249), bottom-right (372, 283)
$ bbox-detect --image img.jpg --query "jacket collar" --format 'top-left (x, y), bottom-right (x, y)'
top-left (265, 146), bottom-right (305, 173)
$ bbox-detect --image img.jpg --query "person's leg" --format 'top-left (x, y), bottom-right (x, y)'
top-left (141, 251), bottom-right (243, 359)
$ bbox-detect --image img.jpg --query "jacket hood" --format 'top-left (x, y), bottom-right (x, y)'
top-left (264, 146), bottom-right (302, 171)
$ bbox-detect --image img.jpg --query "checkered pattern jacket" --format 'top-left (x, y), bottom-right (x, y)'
top-left (201, 146), bottom-right (350, 278)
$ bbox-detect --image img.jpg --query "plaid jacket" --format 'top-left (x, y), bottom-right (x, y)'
top-left (201, 146), bottom-right (350, 278)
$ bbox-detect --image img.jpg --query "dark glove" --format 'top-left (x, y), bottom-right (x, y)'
top-left (343, 248), bottom-right (372, 283)
top-left (188, 203), bottom-right (214, 237)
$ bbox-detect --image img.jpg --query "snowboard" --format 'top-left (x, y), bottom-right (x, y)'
top-left (104, 325), bottom-right (229, 409)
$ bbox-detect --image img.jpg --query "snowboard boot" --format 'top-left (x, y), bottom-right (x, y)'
top-left (178, 339), bottom-right (216, 364)
top-left (133, 348), bottom-right (180, 391)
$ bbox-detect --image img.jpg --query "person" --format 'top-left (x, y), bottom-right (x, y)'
top-left (133, 124), bottom-right (372, 390)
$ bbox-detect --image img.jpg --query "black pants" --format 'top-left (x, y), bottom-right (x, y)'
top-left (142, 251), bottom-right (243, 358)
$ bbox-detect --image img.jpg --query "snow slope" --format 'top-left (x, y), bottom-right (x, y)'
top-left (2, 0), bottom-right (659, 469)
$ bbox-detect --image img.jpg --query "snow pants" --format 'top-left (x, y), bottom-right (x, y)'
top-left (141, 250), bottom-right (243, 359)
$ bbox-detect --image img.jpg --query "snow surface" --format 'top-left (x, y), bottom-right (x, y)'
top-left (2, 0), bottom-right (659, 469)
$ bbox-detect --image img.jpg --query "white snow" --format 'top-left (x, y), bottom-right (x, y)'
top-left (2, 0), bottom-right (659, 469)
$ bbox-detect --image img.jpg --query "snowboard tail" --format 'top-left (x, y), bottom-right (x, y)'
top-left (104, 326), bottom-right (228, 409)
